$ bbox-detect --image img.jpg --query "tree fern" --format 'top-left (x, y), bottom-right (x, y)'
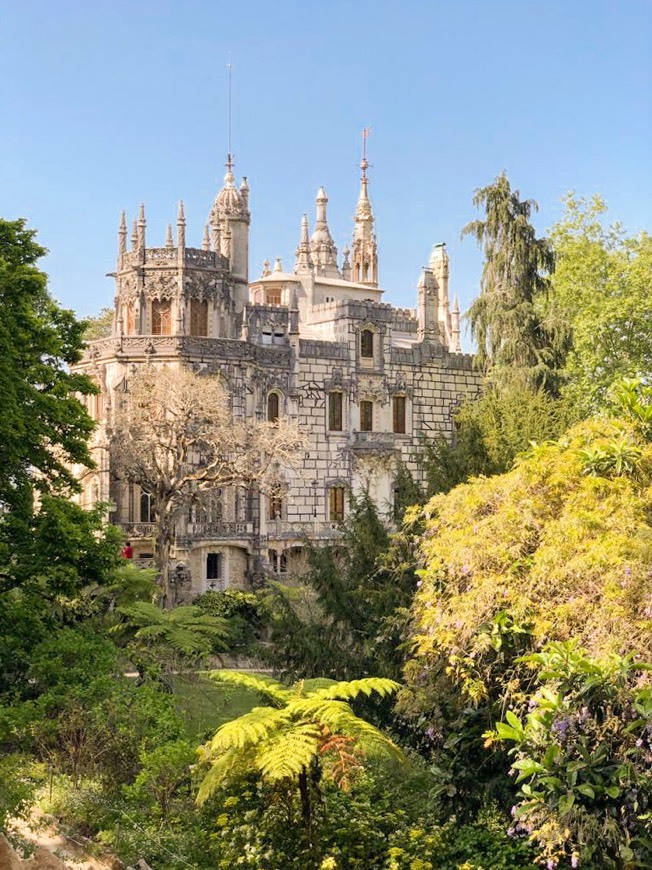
top-left (198, 671), bottom-right (402, 807)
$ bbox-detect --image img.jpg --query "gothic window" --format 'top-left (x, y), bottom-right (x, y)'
top-left (207, 552), bottom-right (222, 582)
top-left (151, 300), bottom-right (172, 335)
top-left (267, 392), bottom-right (280, 422)
top-left (360, 400), bottom-right (373, 432)
top-left (269, 495), bottom-right (283, 521)
top-left (140, 490), bottom-right (155, 523)
top-left (360, 329), bottom-right (374, 358)
top-left (329, 486), bottom-right (345, 522)
top-left (393, 395), bottom-right (407, 434)
top-left (190, 299), bottom-right (208, 336)
top-left (266, 288), bottom-right (282, 305)
top-left (328, 391), bottom-right (343, 431)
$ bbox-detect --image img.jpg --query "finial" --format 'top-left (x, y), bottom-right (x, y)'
top-left (210, 216), bottom-right (221, 253)
top-left (131, 218), bottom-right (138, 251)
top-left (166, 224), bottom-right (174, 248)
top-left (203, 224), bottom-right (210, 251)
top-left (118, 210), bottom-right (127, 256)
top-left (177, 200), bottom-right (185, 223)
top-left (273, 257), bottom-right (283, 273)
top-left (239, 176), bottom-right (249, 207)
top-left (301, 213), bottom-right (309, 243)
top-left (360, 126), bottom-right (371, 178)
top-left (262, 258), bottom-right (271, 277)
top-left (316, 186), bottom-right (327, 202)
top-left (137, 203), bottom-right (146, 249)
top-left (176, 201), bottom-right (186, 250)
top-left (452, 293), bottom-right (460, 313)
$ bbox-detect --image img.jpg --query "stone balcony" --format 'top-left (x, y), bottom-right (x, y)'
top-left (187, 521), bottom-right (254, 539)
top-left (349, 431), bottom-right (398, 452)
top-left (266, 520), bottom-right (341, 541)
top-left (121, 522), bottom-right (157, 538)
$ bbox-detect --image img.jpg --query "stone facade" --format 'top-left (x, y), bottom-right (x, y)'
top-left (73, 149), bottom-right (480, 597)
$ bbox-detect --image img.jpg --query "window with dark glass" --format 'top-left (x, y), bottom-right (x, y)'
top-left (207, 552), bottom-right (222, 580)
top-left (360, 400), bottom-right (373, 432)
top-left (393, 395), bottom-right (407, 434)
top-left (360, 329), bottom-right (374, 358)
top-left (269, 495), bottom-right (283, 520)
top-left (329, 486), bottom-right (345, 522)
top-left (140, 490), bottom-right (155, 523)
top-left (267, 392), bottom-right (280, 422)
top-left (266, 288), bottom-right (282, 305)
top-left (328, 391), bottom-right (343, 431)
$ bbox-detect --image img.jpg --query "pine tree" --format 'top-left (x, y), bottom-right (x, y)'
top-left (463, 172), bottom-right (561, 392)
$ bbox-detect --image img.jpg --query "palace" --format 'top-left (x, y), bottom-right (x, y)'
top-left (74, 147), bottom-right (480, 596)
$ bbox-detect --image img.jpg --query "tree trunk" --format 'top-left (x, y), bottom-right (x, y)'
top-left (298, 766), bottom-right (320, 865)
top-left (155, 507), bottom-right (174, 608)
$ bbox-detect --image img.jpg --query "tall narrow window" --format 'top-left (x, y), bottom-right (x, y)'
top-left (269, 495), bottom-right (283, 521)
top-left (140, 490), bottom-right (155, 523)
top-left (393, 395), bottom-right (407, 434)
top-left (360, 400), bottom-right (373, 432)
top-left (329, 486), bottom-right (345, 522)
top-left (151, 300), bottom-right (172, 335)
top-left (190, 299), bottom-right (208, 336)
top-left (267, 392), bottom-right (280, 422)
top-left (328, 391), bottom-right (343, 431)
top-left (266, 288), bottom-right (282, 305)
top-left (360, 329), bottom-right (374, 358)
top-left (207, 552), bottom-right (222, 581)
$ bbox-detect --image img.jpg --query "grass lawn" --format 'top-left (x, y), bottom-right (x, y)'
top-left (171, 672), bottom-right (261, 739)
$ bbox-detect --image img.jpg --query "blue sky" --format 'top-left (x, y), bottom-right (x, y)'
top-left (1, 1), bottom-right (650, 347)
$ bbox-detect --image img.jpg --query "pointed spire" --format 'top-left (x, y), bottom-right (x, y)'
top-left (261, 258), bottom-right (271, 277)
top-left (451, 294), bottom-right (461, 353)
top-left (166, 223), bottom-right (174, 248)
top-left (130, 218), bottom-right (138, 252)
top-left (294, 213), bottom-right (314, 274)
top-left (203, 224), bottom-right (210, 251)
top-left (210, 213), bottom-right (221, 253)
top-left (240, 176), bottom-right (249, 208)
top-left (137, 202), bottom-right (146, 249)
top-left (310, 188), bottom-right (340, 277)
top-left (118, 210), bottom-right (127, 257)
top-left (342, 246), bottom-right (351, 281)
top-left (176, 200), bottom-right (186, 249)
top-left (351, 129), bottom-right (378, 285)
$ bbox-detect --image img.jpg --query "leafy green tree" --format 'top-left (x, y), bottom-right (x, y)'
top-left (422, 383), bottom-right (576, 496)
top-left (83, 306), bottom-right (113, 341)
top-left (549, 194), bottom-right (652, 414)
top-left (263, 492), bottom-right (417, 680)
top-left (197, 671), bottom-right (401, 856)
top-left (463, 173), bottom-right (561, 392)
top-left (401, 406), bottom-right (652, 819)
top-left (0, 218), bottom-right (95, 507)
top-left (118, 602), bottom-right (233, 670)
top-left (487, 641), bottom-right (652, 869)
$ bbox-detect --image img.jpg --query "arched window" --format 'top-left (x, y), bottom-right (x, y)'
top-left (360, 329), bottom-right (374, 358)
top-left (329, 486), bottom-right (345, 522)
top-left (360, 400), bottom-right (373, 432)
top-left (267, 392), bottom-right (280, 422)
top-left (140, 490), bottom-right (155, 523)
top-left (393, 395), bottom-right (407, 434)
top-left (151, 300), bottom-right (172, 335)
top-left (328, 391), bottom-right (343, 431)
top-left (190, 299), bottom-right (208, 336)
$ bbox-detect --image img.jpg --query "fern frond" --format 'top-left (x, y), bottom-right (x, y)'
top-left (196, 748), bottom-right (248, 805)
top-left (299, 678), bottom-right (338, 695)
top-left (209, 705), bottom-right (289, 752)
top-left (205, 669), bottom-right (292, 705)
top-left (307, 677), bottom-right (400, 703)
top-left (119, 601), bottom-right (167, 625)
top-left (256, 723), bottom-right (321, 781)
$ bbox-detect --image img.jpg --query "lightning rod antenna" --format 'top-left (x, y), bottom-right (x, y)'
top-left (227, 57), bottom-right (233, 169)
